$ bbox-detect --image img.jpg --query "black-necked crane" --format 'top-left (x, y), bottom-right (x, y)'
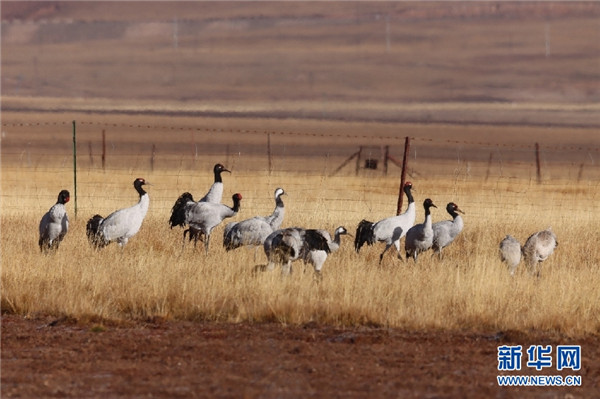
top-left (86, 178), bottom-right (150, 249)
top-left (405, 198), bottom-right (437, 262)
top-left (354, 181), bottom-right (416, 263)
top-left (431, 202), bottom-right (465, 259)
top-left (199, 163), bottom-right (231, 203)
top-left (223, 188), bottom-right (285, 251)
top-left (169, 163), bottom-right (231, 244)
top-left (263, 227), bottom-right (332, 276)
top-left (302, 226), bottom-right (349, 274)
top-left (39, 189), bottom-right (70, 253)
top-left (176, 193), bottom-right (243, 253)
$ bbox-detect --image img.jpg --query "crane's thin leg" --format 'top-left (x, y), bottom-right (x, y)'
top-left (181, 230), bottom-right (188, 251)
top-left (394, 240), bottom-right (405, 262)
top-left (379, 243), bottom-right (393, 264)
top-left (204, 234), bottom-right (210, 254)
top-left (281, 261), bottom-right (292, 276)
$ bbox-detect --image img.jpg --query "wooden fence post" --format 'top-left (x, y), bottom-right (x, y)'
top-left (102, 129), bottom-right (106, 171)
top-left (396, 136), bottom-right (410, 215)
top-left (150, 144), bottom-right (156, 172)
top-left (267, 132), bottom-right (272, 175)
top-left (383, 145), bottom-right (389, 175)
top-left (535, 142), bottom-right (542, 183)
top-left (88, 141), bottom-right (94, 167)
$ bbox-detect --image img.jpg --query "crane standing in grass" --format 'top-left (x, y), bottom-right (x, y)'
top-left (522, 227), bottom-right (558, 277)
top-left (264, 227), bottom-right (333, 276)
top-left (223, 188), bottom-right (285, 252)
top-left (86, 178), bottom-right (150, 249)
top-left (499, 235), bottom-right (522, 276)
top-left (169, 163), bottom-right (231, 245)
top-left (177, 193), bottom-right (243, 253)
top-left (431, 202), bottom-right (465, 259)
top-left (302, 226), bottom-right (349, 275)
top-left (354, 181), bottom-right (416, 264)
top-left (405, 199), bottom-right (437, 262)
top-left (39, 189), bottom-right (70, 253)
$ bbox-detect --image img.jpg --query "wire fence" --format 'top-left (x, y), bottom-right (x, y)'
top-left (3, 119), bottom-right (599, 179)
top-left (2, 119), bottom-right (600, 224)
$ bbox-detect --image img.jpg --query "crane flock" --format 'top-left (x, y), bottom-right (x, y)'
top-left (38, 163), bottom-right (558, 276)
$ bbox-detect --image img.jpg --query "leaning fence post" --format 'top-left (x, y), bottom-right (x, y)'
top-left (72, 120), bottom-right (78, 219)
top-left (355, 146), bottom-right (362, 176)
top-left (396, 136), bottom-right (410, 215)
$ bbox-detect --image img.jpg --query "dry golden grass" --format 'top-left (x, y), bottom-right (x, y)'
top-left (2, 166), bottom-right (600, 337)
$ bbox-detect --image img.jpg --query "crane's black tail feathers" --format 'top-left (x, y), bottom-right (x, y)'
top-left (304, 229), bottom-right (331, 253)
top-left (354, 219), bottom-right (375, 252)
top-left (183, 226), bottom-right (204, 247)
top-left (169, 192), bottom-right (194, 229)
top-left (86, 214), bottom-right (107, 249)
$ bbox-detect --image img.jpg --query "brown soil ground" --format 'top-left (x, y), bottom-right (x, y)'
top-left (2, 313), bottom-right (598, 398)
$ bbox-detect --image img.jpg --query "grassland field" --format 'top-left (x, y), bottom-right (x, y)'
top-left (2, 148), bottom-right (600, 337)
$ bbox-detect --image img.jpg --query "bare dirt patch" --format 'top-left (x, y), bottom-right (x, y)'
top-left (2, 314), bottom-right (598, 398)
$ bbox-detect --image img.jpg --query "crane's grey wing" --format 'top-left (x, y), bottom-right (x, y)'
top-left (226, 217), bottom-right (272, 248)
top-left (100, 207), bottom-right (135, 241)
top-left (185, 201), bottom-right (212, 226)
top-left (59, 212), bottom-right (69, 240)
top-left (240, 218), bottom-right (273, 244)
top-left (432, 220), bottom-right (453, 248)
top-left (39, 212), bottom-right (52, 240)
top-left (40, 204), bottom-right (67, 242)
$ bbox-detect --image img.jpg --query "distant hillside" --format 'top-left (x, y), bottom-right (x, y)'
top-left (3, 1), bottom-right (599, 23)
top-left (2, 1), bottom-right (599, 126)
